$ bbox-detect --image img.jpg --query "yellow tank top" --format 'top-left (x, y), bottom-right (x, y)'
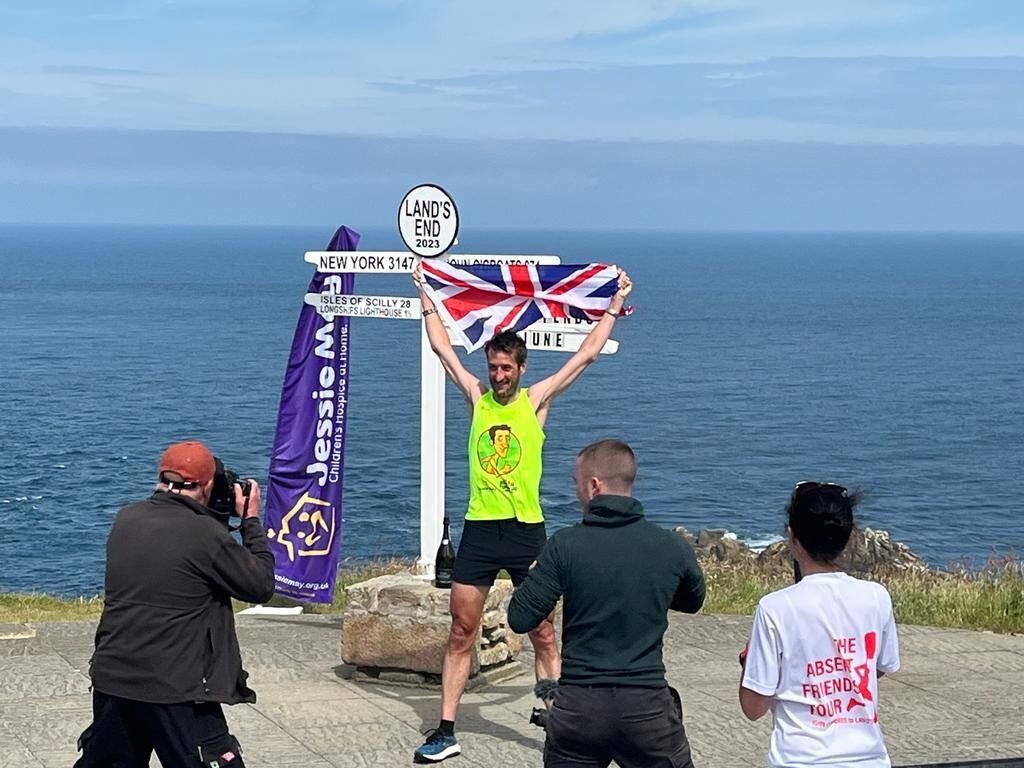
top-left (466, 389), bottom-right (545, 522)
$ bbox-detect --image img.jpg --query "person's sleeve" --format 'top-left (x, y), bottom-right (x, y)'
top-left (741, 603), bottom-right (782, 696)
top-left (508, 537), bottom-right (563, 634)
top-left (207, 518), bottom-right (276, 604)
top-left (877, 591), bottom-right (900, 674)
top-left (670, 537), bottom-right (706, 613)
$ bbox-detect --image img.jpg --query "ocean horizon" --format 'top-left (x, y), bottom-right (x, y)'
top-left (1, 224), bottom-right (1022, 595)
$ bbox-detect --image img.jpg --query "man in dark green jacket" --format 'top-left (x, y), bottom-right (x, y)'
top-left (508, 438), bottom-right (705, 768)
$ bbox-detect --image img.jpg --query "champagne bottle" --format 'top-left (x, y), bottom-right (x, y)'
top-left (434, 516), bottom-right (455, 589)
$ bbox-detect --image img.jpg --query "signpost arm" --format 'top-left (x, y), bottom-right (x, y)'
top-left (419, 323), bottom-right (446, 572)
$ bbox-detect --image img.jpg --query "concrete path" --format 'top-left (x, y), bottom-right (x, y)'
top-left (1, 613), bottom-right (1022, 767)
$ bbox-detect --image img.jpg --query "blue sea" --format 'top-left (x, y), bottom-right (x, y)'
top-left (1, 225), bottom-right (1022, 595)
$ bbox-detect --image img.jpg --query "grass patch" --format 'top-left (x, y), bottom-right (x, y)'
top-left (4, 556), bottom-right (1022, 634)
top-left (700, 562), bottom-right (790, 616)
top-left (0, 593), bottom-right (104, 623)
top-left (1, 559), bottom-right (415, 623)
top-left (257, 557), bottom-right (415, 614)
top-left (700, 555), bottom-right (1024, 634)
top-left (885, 557), bottom-right (1024, 634)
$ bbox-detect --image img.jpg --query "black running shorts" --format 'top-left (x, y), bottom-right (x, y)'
top-left (453, 518), bottom-right (547, 587)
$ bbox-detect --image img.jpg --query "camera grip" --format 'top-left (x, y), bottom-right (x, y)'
top-left (240, 480), bottom-right (252, 517)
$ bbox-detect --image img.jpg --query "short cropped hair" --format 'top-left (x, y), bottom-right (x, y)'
top-left (577, 439), bottom-right (637, 491)
top-left (786, 484), bottom-right (860, 563)
top-left (485, 330), bottom-right (527, 367)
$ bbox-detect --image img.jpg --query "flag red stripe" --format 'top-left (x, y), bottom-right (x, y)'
top-left (548, 263), bottom-right (607, 296)
top-left (508, 264), bottom-right (536, 296)
top-left (444, 288), bottom-right (511, 322)
top-left (545, 301), bottom-right (567, 319)
top-left (494, 300), bottom-right (527, 333)
top-left (422, 261), bottom-right (479, 291)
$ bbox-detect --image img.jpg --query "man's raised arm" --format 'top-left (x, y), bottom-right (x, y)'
top-left (414, 262), bottom-right (484, 406)
top-left (528, 269), bottom-right (632, 413)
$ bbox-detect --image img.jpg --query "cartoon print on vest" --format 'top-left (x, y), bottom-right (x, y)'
top-left (477, 424), bottom-right (522, 477)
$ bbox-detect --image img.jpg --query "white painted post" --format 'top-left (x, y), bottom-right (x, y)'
top-left (419, 324), bottom-right (446, 572)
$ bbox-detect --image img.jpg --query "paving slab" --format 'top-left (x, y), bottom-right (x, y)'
top-left (0, 613), bottom-right (1021, 767)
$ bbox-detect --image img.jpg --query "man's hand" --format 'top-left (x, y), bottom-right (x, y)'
top-left (605, 268), bottom-right (632, 315)
top-left (615, 268), bottom-right (633, 301)
top-left (413, 261), bottom-right (439, 312)
top-left (235, 480), bottom-right (261, 520)
top-left (527, 266), bottom-right (633, 414)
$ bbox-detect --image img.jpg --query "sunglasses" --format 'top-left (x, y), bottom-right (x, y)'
top-left (791, 480), bottom-right (848, 499)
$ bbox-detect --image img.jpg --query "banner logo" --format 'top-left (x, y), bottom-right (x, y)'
top-left (267, 492), bottom-right (336, 562)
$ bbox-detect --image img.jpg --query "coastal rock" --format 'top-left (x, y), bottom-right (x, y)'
top-left (675, 526), bottom-right (754, 565)
top-left (756, 527), bottom-right (927, 575)
top-left (674, 526), bottom-right (696, 546)
top-left (676, 525), bottom-right (926, 575)
top-left (342, 573), bottom-right (521, 681)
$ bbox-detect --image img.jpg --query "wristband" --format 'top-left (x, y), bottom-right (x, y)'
top-left (422, 308), bottom-right (438, 317)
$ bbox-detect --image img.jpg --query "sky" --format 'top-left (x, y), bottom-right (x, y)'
top-left (1, 1), bottom-right (1022, 229)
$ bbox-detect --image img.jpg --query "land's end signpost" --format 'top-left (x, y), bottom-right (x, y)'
top-left (304, 185), bottom-right (617, 572)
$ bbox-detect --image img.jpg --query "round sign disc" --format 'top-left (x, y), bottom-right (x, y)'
top-left (397, 184), bottom-right (459, 258)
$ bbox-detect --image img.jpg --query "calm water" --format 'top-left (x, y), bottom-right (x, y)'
top-left (1, 225), bottom-right (1022, 595)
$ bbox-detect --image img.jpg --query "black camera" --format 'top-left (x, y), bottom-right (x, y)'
top-left (207, 457), bottom-right (249, 517)
top-left (529, 707), bottom-right (548, 730)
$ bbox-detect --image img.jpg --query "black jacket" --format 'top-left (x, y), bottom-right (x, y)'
top-left (89, 491), bottom-right (275, 704)
top-left (508, 494), bottom-right (705, 686)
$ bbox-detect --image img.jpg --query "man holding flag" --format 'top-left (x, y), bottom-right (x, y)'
top-left (412, 259), bottom-right (632, 763)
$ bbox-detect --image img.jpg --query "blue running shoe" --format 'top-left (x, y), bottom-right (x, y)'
top-left (414, 729), bottom-right (461, 763)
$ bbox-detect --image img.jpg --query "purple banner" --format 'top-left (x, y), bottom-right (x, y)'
top-left (264, 226), bottom-right (358, 603)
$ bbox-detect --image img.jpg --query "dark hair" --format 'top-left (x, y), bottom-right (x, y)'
top-left (786, 483), bottom-right (860, 563)
top-left (488, 424), bottom-right (511, 441)
top-left (484, 330), bottom-right (527, 367)
top-left (577, 439), bottom-right (637, 490)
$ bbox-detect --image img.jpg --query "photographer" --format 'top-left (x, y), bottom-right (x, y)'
top-left (75, 440), bottom-right (275, 768)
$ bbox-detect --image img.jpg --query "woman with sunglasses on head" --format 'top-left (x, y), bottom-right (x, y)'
top-left (738, 482), bottom-right (900, 768)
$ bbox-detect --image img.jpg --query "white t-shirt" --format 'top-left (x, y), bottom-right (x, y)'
top-left (742, 571), bottom-right (900, 768)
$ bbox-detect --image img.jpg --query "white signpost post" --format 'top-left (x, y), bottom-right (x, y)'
top-left (305, 185), bottom-right (618, 573)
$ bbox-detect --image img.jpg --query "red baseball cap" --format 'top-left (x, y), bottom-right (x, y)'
top-left (158, 441), bottom-right (215, 486)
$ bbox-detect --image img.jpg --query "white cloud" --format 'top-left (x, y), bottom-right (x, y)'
top-left (704, 71), bottom-right (766, 80)
top-left (0, 0), bottom-right (1022, 142)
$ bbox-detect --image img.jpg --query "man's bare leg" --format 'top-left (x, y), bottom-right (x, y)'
top-left (440, 582), bottom-right (489, 720)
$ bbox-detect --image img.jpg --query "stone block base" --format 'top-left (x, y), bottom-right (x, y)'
top-left (341, 573), bottom-right (524, 688)
top-left (345, 658), bottom-right (525, 690)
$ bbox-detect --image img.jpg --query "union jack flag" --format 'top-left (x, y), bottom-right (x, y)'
top-left (420, 260), bottom-right (628, 352)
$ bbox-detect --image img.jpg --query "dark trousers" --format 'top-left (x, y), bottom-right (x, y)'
top-left (544, 685), bottom-right (695, 768)
top-left (75, 690), bottom-right (245, 768)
